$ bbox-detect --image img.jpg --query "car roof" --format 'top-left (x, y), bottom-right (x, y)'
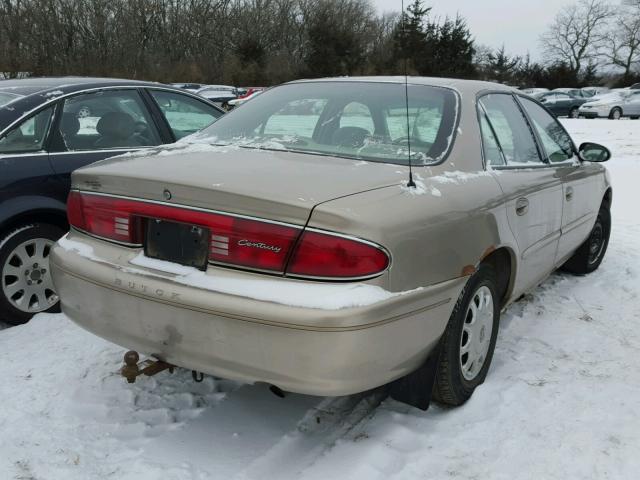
top-left (0, 76), bottom-right (163, 95)
top-left (288, 76), bottom-right (515, 96)
top-left (0, 77), bottom-right (191, 133)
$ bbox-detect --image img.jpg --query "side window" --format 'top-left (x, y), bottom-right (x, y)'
top-left (478, 94), bottom-right (542, 166)
top-left (0, 107), bottom-right (55, 153)
top-left (478, 110), bottom-right (505, 166)
top-left (60, 90), bottom-right (161, 151)
top-left (263, 99), bottom-right (328, 138)
top-left (519, 97), bottom-right (574, 163)
top-left (339, 102), bottom-right (374, 134)
top-left (150, 90), bottom-right (222, 140)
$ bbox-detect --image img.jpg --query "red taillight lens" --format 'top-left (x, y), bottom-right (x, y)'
top-left (66, 192), bottom-right (300, 272)
top-left (286, 230), bottom-right (390, 279)
top-left (67, 191), bottom-right (86, 231)
top-left (68, 193), bottom-right (144, 244)
top-left (67, 192), bottom-right (390, 279)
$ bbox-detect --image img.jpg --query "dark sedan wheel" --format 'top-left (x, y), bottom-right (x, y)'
top-left (432, 264), bottom-right (500, 406)
top-left (0, 224), bottom-right (64, 325)
top-left (562, 206), bottom-right (611, 275)
top-left (569, 107), bottom-right (580, 119)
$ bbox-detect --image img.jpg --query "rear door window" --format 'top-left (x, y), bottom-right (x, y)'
top-left (0, 107), bottom-right (55, 153)
top-left (149, 90), bottom-right (222, 140)
top-left (519, 97), bottom-right (574, 163)
top-left (478, 94), bottom-right (543, 166)
top-left (60, 90), bottom-right (161, 150)
top-left (478, 110), bottom-right (505, 167)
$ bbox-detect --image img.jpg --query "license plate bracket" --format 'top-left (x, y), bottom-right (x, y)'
top-left (145, 219), bottom-right (210, 271)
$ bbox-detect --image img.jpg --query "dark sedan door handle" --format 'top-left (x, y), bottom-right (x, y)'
top-left (566, 187), bottom-right (574, 201)
top-left (516, 197), bottom-right (529, 216)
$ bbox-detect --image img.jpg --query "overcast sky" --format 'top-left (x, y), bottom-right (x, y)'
top-left (371, 0), bottom-right (579, 60)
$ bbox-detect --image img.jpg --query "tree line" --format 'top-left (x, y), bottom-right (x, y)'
top-left (0, 0), bottom-right (638, 87)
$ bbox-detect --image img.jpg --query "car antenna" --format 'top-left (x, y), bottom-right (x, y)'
top-left (401, 0), bottom-right (416, 188)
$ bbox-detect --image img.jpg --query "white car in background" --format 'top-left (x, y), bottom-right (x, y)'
top-left (521, 88), bottom-right (549, 99)
top-left (579, 90), bottom-right (640, 119)
top-left (195, 85), bottom-right (238, 109)
top-left (227, 90), bottom-right (263, 109)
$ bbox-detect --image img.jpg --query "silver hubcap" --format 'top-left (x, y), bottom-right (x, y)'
top-left (460, 286), bottom-right (494, 381)
top-left (77, 106), bottom-right (91, 118)
top-left (2, 238), bottom-right (58, 313)
top-left (613, 110), bottom-right (621, 119)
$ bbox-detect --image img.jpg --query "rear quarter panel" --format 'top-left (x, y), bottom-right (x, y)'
top-left (309, 169), bottom-right (515, 293)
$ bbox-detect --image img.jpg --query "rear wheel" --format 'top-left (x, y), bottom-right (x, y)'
top-left (562, 206), bottom-right (611, 275)
top-left (0, 224), bottom-right (64, 325)
top-left (569, 107), bottom-right (580, 119)
top-left (432, 264), bottom-right (500, 406)
top-left (609, 107), bottom-right (622, 120)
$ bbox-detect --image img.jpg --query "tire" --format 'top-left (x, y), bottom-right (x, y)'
top-left (609, 107), bottom-right (622, 120)
top-left (0, 224), bottom-right (65, 325)
top-left (562, 206), bottom-right (611, 275)
top-left (432, 264), bottom-right (500, 406)
top-left (569, 107), bottom-right (580, 119)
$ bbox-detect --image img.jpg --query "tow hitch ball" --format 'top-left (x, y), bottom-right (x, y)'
top-left (121, 351), bottom-right (175, 383)
top-left (120, 351), bottom-right (206, 384)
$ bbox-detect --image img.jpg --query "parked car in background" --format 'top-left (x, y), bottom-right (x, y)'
top-left (51, 77), bottom-right (612, 410)
top-left (552, 88), bottom-right (589, 98)
top-left (195, 85), bottom-right (238, 109)
top-left (630, 83), bottom-right (640, 89)
top-left (521, 88), bottom-right (549, 99)
top-left (579, 89), bottom-right (640, 119)
top-left (237, 87), bottom-right (265, 99)
top-left (169, 83), bottom-right (207, 93)
top-left (538, 91), bottom-right (588, 118)
top-left (0, 77), bottom-right (224, 325)
top-left (581, 87), bottom-right (609, 98)
top-left (227, 90), bottom-right (263, 109)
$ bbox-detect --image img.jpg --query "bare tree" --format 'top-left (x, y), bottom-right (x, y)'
top-left (604, 1), bottom-right (640, 78)
top-left (540, 0), bottom-right (613, 76)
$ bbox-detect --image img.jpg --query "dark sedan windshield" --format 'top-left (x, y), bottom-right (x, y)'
top-left (192, 82), bottom-right (459, 166)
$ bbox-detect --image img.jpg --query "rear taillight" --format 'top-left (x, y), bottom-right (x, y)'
top-left (66, 192), bottom-right (299, 271)
top-left (68, 192), bottom-right (143, 244)
top-left (286, 230), bottom-right (390, 280)
top-left (67, 191), bottom-right (86, 231)
top-left (67, 192), bottom-right (390, 279)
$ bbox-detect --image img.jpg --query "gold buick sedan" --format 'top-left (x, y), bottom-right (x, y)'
top-left (50, 78), bottom-right (612, 409)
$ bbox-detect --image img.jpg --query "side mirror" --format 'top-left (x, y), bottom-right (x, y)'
top-left (579, 142), bottom-right (611, 162)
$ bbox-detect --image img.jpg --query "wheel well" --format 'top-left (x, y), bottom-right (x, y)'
top-left (481, 247), bottom-right (513, 309)
top-left (602, 188), bottom-right (612, 209)
top-left (1, 210), bottom-right (68, 238)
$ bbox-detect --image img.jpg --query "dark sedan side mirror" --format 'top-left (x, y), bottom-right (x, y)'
top-left (579, 142), bottom-right (611, 163)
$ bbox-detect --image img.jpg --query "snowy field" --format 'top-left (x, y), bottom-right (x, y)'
top-left (1, 119), bottom-right (639, 479)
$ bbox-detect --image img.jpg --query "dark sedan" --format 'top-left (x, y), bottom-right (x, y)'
top-left (538, 92), bottom-right (588, 118)
top-left (0, 77), bottom-right (224, 324)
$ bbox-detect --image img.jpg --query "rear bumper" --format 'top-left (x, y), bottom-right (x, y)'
top-left (51, 232), bottom-right (465, 396)
top-left (579, 111), bottom-right (601, 118)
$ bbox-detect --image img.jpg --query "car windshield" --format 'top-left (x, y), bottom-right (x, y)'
top-left (192, 82), bottom-right (459, 166)
top-left (0, 92), bottom-right (22, 107)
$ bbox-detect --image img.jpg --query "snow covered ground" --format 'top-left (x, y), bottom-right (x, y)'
top-left (1, 119), bottom-right (639, 479)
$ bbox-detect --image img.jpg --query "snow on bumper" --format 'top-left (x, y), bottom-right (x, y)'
top-left (50, 232), bottom-right (464, 396)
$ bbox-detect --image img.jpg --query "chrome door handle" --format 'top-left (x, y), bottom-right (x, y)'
top-left (565, 187), bottom-right (574, 201)
top-left (515, 197), bottom-right (529, 216)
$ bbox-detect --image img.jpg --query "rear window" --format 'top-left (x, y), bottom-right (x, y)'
top-left (192, 82), bottom-right (459, 166)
